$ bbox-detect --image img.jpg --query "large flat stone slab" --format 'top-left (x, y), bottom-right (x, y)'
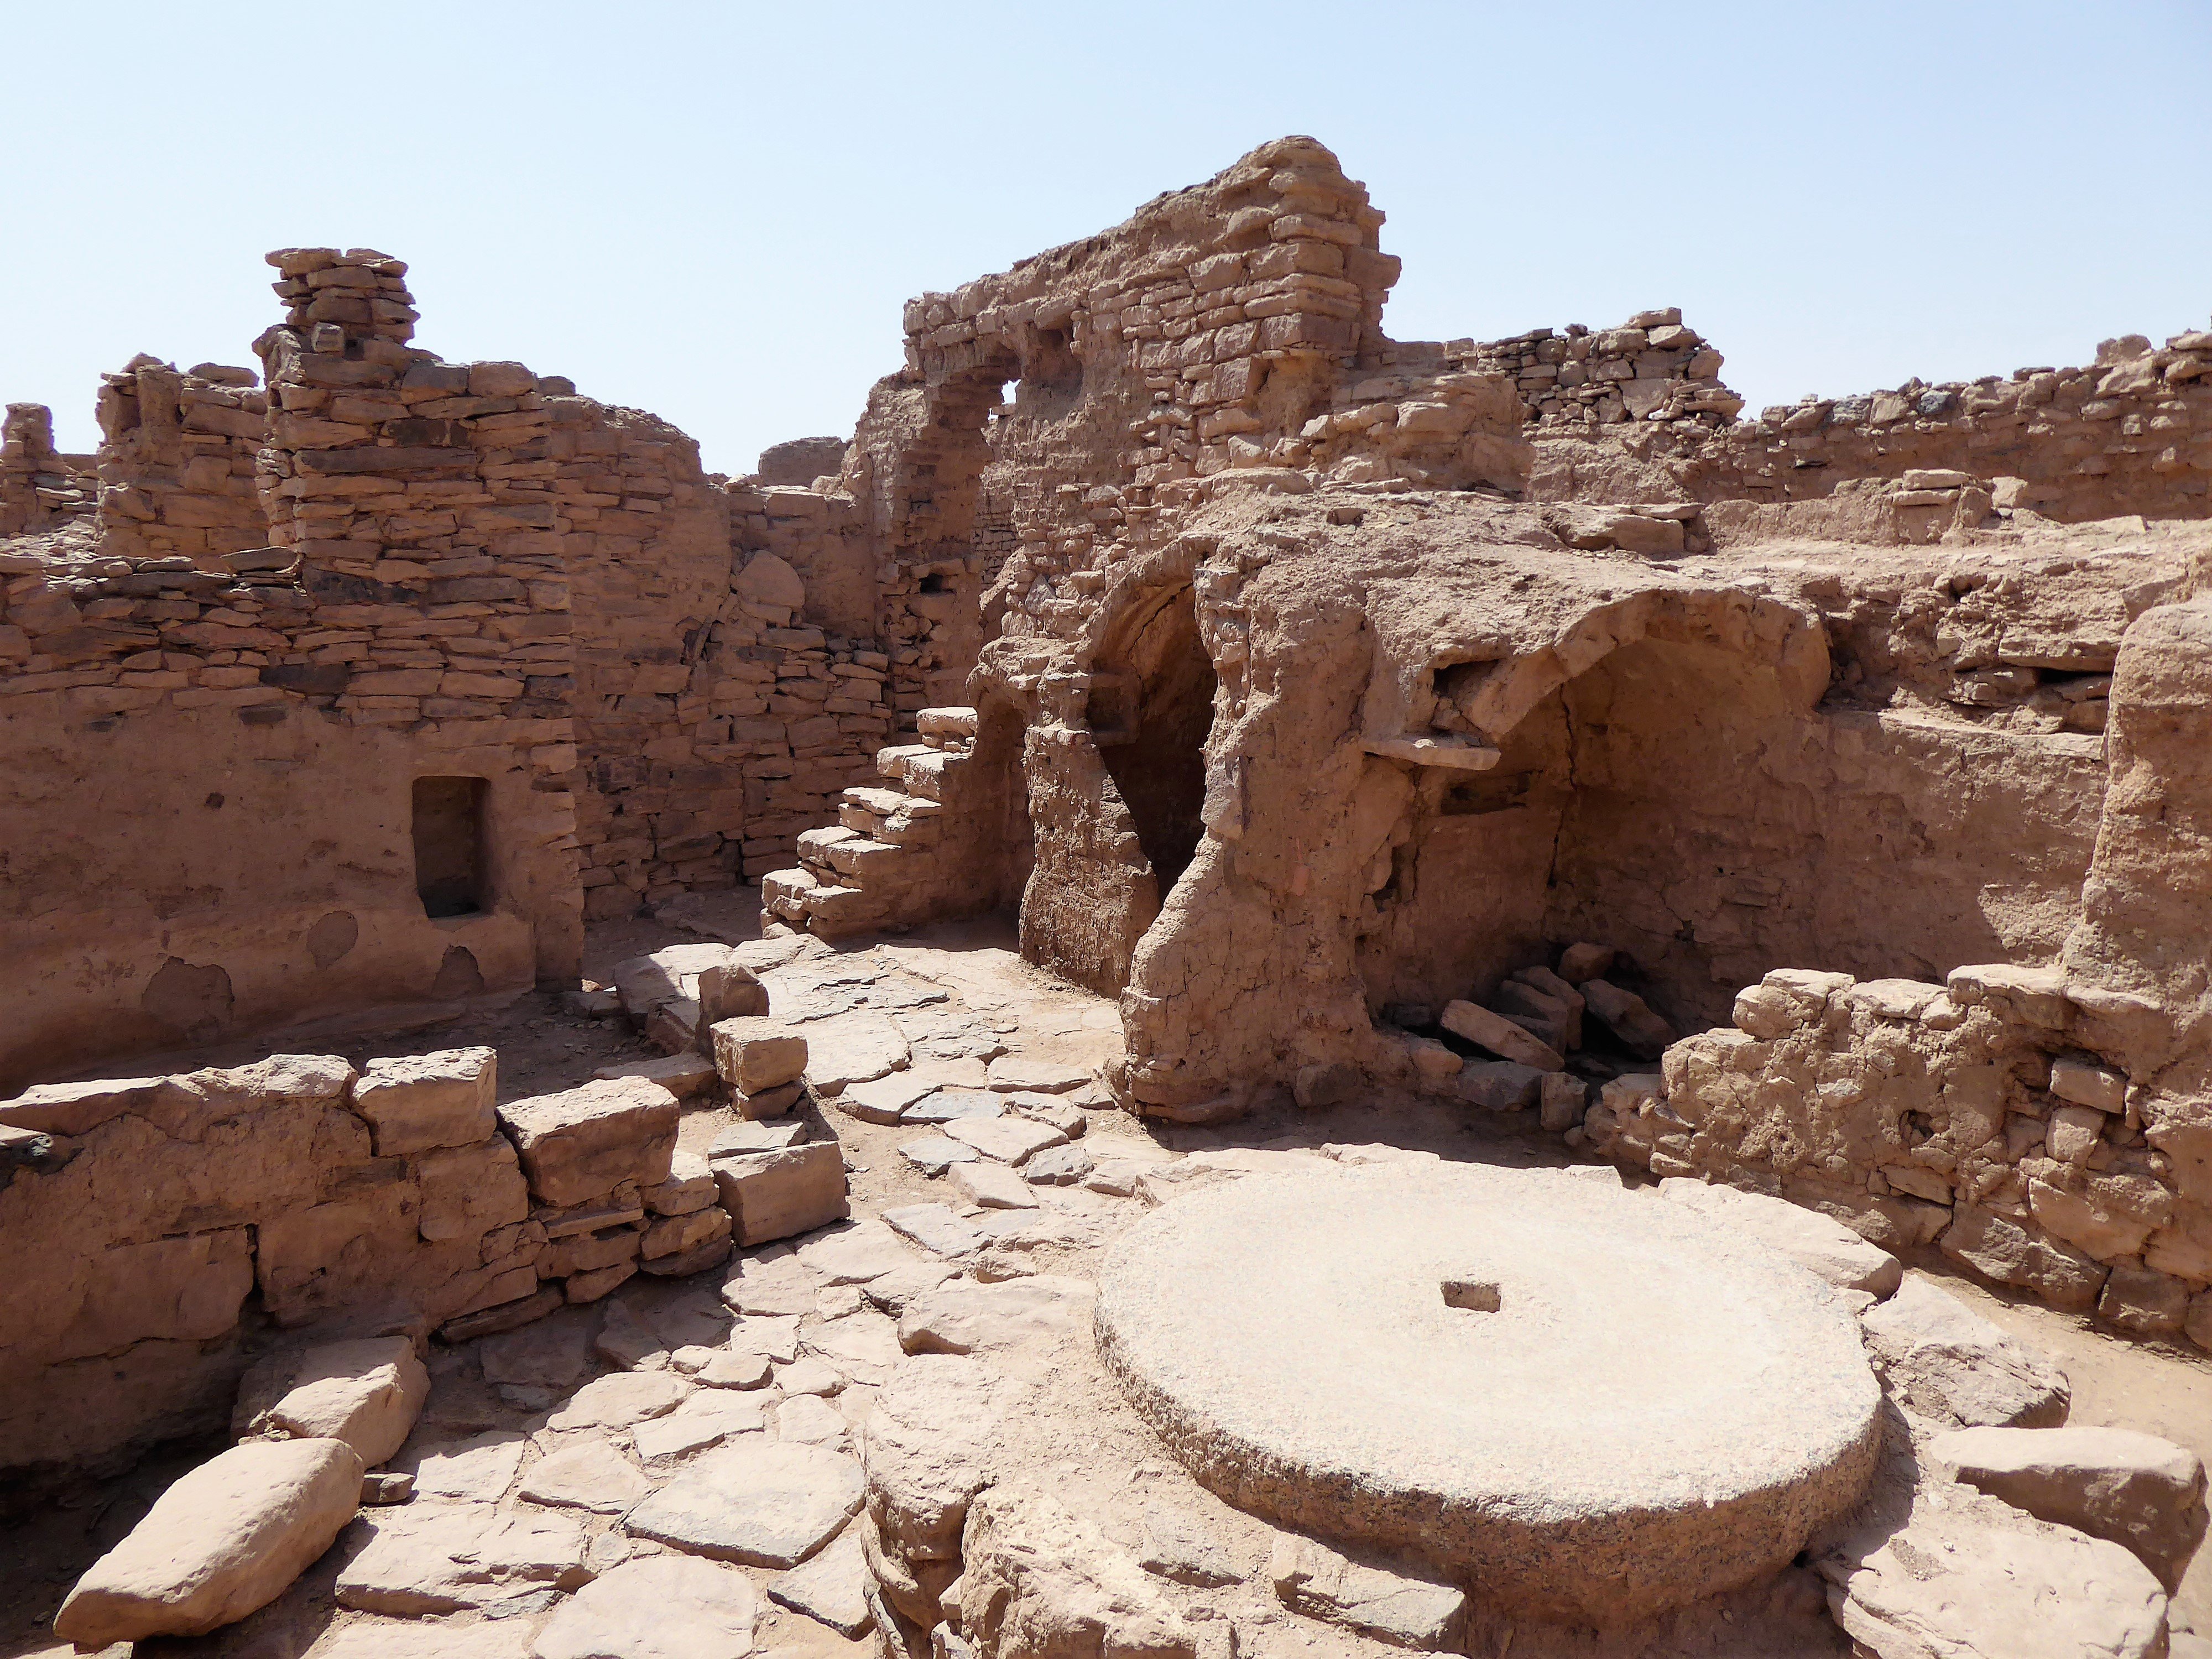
top-left (1658, 1177), bottom-right (1903, 1298)
top-left (1928, 1424), bottom-right (2206, 1590)
top-left (1095, 1162), bottom-right (1882, 1623)
top-left (335, 1500), bottom-right (589, 1614)
top-left (623, 1438), bottom-right (864, 1567)
top-left (1859, 1276), bottom-right (2071, 1428)
top-left (801, 1013), bottom-right (911, 1093)
top-left (1817, 1485), bottom-right (2168, 1659)
top-left (55, 1438), bottom-right (366, 1646)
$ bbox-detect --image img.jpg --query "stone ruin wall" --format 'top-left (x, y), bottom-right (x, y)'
top-left (0, 1045), bottom-right (706, 1487)
top-left (764, 137), bottom-right (1541, 967)
top-left (93, 357), bottom-right (270, 565)
top-left (5, 134), bottom-right (2211, 1350)
top-left (0, 252), bottom-right (894, 1090)
top-left (1528, 317), bottom-right (2212, 528)
top-left (740, 139), bottom-right (2212, 1354)
top-left (0, 402), bottom-right (95, 539)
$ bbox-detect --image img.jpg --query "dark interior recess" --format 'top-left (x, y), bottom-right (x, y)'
top-left (413, 775), bottom-right (488, 918)
top-left (1091, 589), bottom-right (1217, 896)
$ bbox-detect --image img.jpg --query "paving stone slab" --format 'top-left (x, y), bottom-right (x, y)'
top-left (407, 1430), bottom-right (529, 1503)
top-left (767, 1526), bottom-right (874, 1638)
top-left (335, 1501), bottom-right (589, 1614)
top-left (518, 1436), bottom-right (653, 1512)
top-left (623, 1439), bottom-right (864, 1567)
top-left (532, 1552), bottom-right (758, 1659)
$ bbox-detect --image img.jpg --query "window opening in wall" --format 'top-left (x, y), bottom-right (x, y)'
top-left (413, 776), bottom-right (488, 919)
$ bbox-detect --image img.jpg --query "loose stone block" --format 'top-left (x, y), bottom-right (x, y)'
top-left (1859, 1277), bottom-right (2071, 1428)
top-left (55, 1437), bottom-right (366, 1646)
top-left (715, 1140), bottom-right (850, 1245)
top-left (1439, 999), bottom-right (1563, 1071)
top-left (232, 1334), bottom-right (429, 1466)
top-left (351, 1046), bottom-right (497, 1155)
top-left (499, 1078), bottom-right (679, 1207)
top-left (711, 1016), bottom-right (810, 1094)
top-left (1928, 1424), bottom-right (2207, 1590)
top-left (1270, 1533), bottom-right (1467, 1650)
top-left (1579, 979), bottom-right (1674, 1058)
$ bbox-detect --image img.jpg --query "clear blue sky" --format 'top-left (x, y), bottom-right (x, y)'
top-left (6, 3), bottom-right (2206, 474)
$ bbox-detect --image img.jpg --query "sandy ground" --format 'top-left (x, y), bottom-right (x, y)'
top-left (3, 891), bottom-right (2208, 1657)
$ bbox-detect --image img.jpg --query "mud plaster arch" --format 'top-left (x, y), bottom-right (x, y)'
top-left (999, 551), bottom-right (1228, 999)
top-left (1358, 588), bottom-right (1836, 1035)
top-left (1086, 581), bottom-right (1220, 899)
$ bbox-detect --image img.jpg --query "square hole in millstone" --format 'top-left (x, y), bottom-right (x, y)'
top-left (1441, 1278), bottom-right (1501, 1313)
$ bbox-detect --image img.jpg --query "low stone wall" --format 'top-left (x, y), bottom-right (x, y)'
top-left (1455, 306), bottom-right (1745, 430)
top-left (1585, 961), bottom-right (2211, 1352)
top-left (1530, 322), bottom-right (2212, 524)
top-left (0, 1047), bottom-right (712, 1484)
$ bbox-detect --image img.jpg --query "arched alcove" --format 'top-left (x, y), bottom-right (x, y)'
top-left (1358, 604), bottom-right (1841, 1040)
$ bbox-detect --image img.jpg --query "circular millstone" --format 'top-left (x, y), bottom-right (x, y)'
top-left (1094, 1162), bottom-right (1882, 1624)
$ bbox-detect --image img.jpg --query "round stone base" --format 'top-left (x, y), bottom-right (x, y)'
top-left (1094, 1162), bottom-right (1883, 1624)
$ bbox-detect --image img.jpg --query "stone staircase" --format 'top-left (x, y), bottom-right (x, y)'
top-left (761, 707), bottom-right (985, 938)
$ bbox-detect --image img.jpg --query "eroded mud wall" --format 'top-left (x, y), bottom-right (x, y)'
top-left (0, 698), bottom-right (548, 1094)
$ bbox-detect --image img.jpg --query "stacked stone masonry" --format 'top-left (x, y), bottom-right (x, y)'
top-left (738, 138), bottom-right (2212, 1359)
top-left (5, 131), bottom-right (2212, 1659)
top-left (0, 252), bottom-right (892, 1088)
top-left (0, 403), bottom-right (95, 539)
top-left (5, 135), bottom-right (2212, 1354)
top-left (0, 1046), bottom-right (692, 1479)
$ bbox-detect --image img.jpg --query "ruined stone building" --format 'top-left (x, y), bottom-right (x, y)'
top-left (3, 136), bottom-right (2210, 1658)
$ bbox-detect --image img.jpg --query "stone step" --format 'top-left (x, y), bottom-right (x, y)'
top-left (917, 707), bottom-right (977, 747)
top-left (797, 826), bottom-right (858, 861)
top-left (842, 785), bottom-right (914, 818)
top-left (897, 749), bottom-right (954, 801)
top-left (761, 868), bottom-right (817, 922)
top-left (823, 837), bottom-right (902, 881)
top-left (875, 745), bottom-right (933, 782)
top-left (873, 809), bottom-right (942, 849)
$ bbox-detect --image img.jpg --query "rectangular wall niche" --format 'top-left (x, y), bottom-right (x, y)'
top-left (413, 776), bottom-right (488, 919)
